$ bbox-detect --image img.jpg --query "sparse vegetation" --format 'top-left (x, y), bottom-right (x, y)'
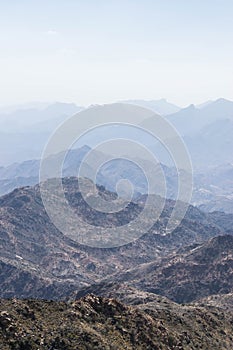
top-left (1, 294), bottom-right (233, 350)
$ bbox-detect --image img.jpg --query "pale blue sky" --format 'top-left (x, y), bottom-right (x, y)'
top-left (0, 0), bottom-right (233, 107)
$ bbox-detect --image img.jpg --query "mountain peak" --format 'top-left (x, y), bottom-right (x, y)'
top-left (215, 97), bottom-right (231, 103)
top-left (186, 103), bottom-right (196, 110)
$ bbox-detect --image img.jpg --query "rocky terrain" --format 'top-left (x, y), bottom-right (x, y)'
top-left (1, 177), bottom-right (233, 349)
top-left (193, 293), bottom-right (233, 313)
top-left (0, 177), bottom-right (232, 300)
top-left (192, 163), bottom-right (233, 214)
top-left (1, 294), bottom-right (233, 350)
top-left (76, 235), bottom-right (233, 303)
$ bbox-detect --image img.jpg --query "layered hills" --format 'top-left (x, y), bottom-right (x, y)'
top-left (1, 145), bottom-right (233, 214)
top-left (1, 177), bottom-right (233, 348)
top-left (0, 177), bottom-right (233, 301)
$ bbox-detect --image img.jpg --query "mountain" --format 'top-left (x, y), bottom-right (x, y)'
top-left (166, 104), bottom-right (200, 135)
top-left (0, 101), bottom-right (50, 113)
top-left (0, 102), bottom-right (83, 133)
top-left (1, 99), bottom-right (233, 206)
top-left (192, 163), bottom-right (233, 213)
top-left (184, 118), bottom-right (233, 169)
top-left (0, 159), bottom-right (40, 179)
top-left (0, 176), bottom-right (38, 197)
top-left (119, 98), bottom-right (181, 115)
top-left (1, 144), bottom-right (233, 214)
top-left (1, 98), bottom-right (232, 167)
top-left (0, 177), bottom-right (232, 299)
top-left (0, 102), bottom-right (83, 165)
top-left (194, 293), bottom-right (233, 312)
top-left (200, 98), bottom-right (233, 120)
top-left (0, 146), bottom-right (95, 198)
top-left (1, 294), bottom-right (233, 350)
top-left (0, 130), bottom-right (50, 166)
top-left (196, 100), bottom-right (213, 109)
top-left (1, 177), bottom-right (233, 348)
top-left (138, 98), bottom-right (233, 169)
top-left (0, 146), bottom-right (92, 180)
top-left (0, 146), bottom-right (179, 199)
top-left (165, 98), bottom-right (233, 135)
top-left (77, 235), bottom-right (233, 304)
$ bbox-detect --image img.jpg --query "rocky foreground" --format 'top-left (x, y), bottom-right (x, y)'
top-left (1, 294), bottom-right (233, 350)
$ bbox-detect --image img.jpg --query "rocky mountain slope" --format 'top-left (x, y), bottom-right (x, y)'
top-left (192, 163), bottom-right (233, 213)
top-left (76, 235), bottom-right (233, 304)
top-left (0, 177), bottom-right (232, 300)
top-left (1, 177), bottom-right (233, 348)
top-left (193, 293), bottom-right (233, 313)
top-left (1, 294), bottom-right (233, 350)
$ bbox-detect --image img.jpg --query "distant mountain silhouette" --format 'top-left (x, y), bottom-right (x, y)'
top-left (1, 144), bottom-right (233, 213)
top-left (0, 102), bottom-right (83, 133)
top-left (119, 98), bottom-right (180, 115)
top-left (166, 98), bottom-right (233, 135)
top-left (0, 102), bottom-right (83, 164)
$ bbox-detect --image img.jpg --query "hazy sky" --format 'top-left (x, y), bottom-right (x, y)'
top-left (0, 0), bottom-right (233, 107)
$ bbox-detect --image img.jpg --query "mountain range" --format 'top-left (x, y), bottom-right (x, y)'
top-left (0, 102), bottom-right (83, 165)
top-left (77, 234), bottom-right (233, 304)
top-left (0, 176), bottom-right (233, 348)
top-left (119, 98), bottom-right (181, 115)
top-left (140, 98), bottom-right (233, 169)
top-left (1, 98), bottom-right (233, 348)
top-left (0, 145), bottom-right (233, 214)
top-left (1, 98), bottom-right (233, 169)
top-left (166, 98), bottom-right (233, 135)
top-left (0, 177), bottom-right (233, 300)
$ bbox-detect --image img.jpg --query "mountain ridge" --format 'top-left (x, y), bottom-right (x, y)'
top-left (0, 177), bottom-right (232, 300)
